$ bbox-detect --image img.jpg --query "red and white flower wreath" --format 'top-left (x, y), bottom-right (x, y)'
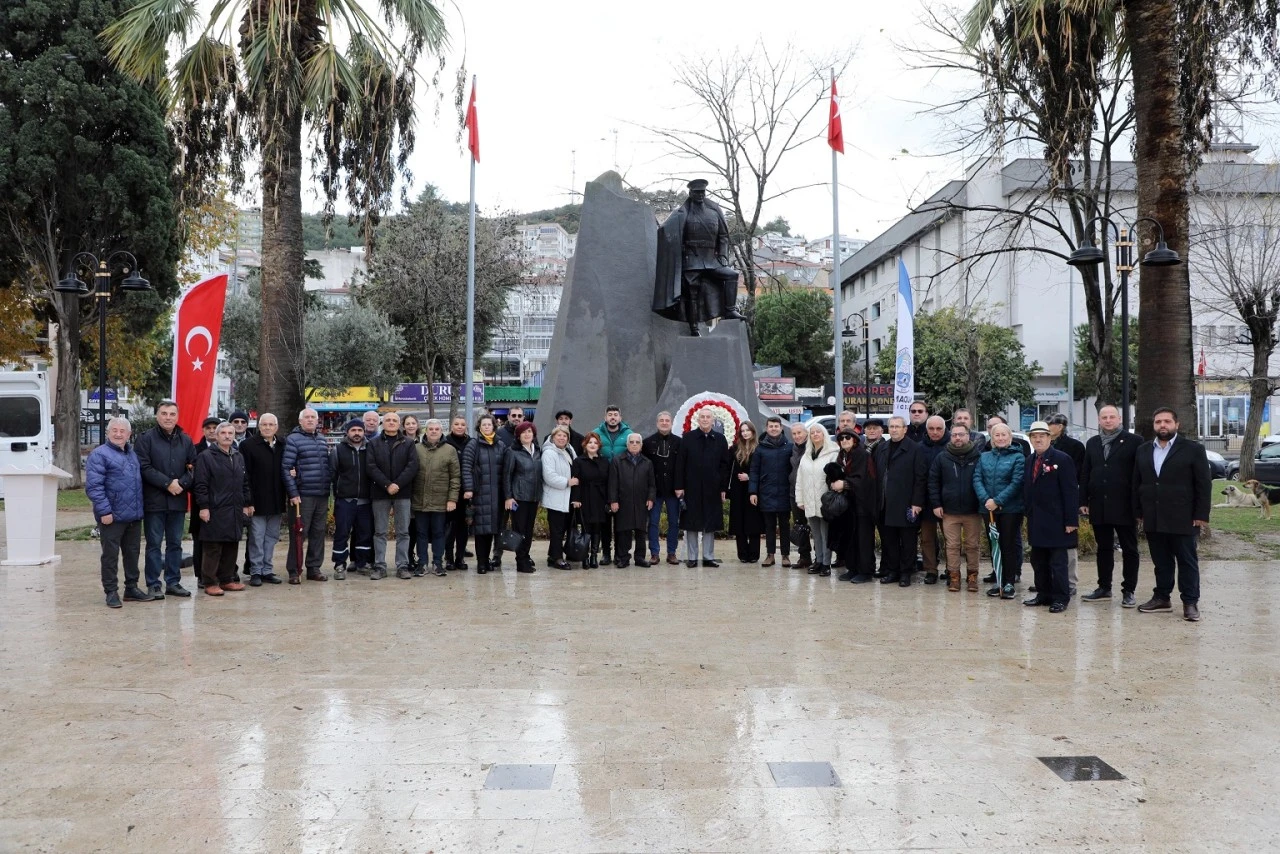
top-left (673, 391), bottom-right (751, 445)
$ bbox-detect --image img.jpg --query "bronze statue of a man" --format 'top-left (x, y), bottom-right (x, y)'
top-left (653, 179), bottom-right (746, 336)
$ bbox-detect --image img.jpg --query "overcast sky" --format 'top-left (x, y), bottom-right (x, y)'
top-left (300, 0), bottom-right (1280, 244)
top-left (304, 0), bottom-right (976, 243)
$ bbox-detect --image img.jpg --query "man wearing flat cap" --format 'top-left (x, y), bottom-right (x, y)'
top-left (653, 178), bottom-right (747, 336)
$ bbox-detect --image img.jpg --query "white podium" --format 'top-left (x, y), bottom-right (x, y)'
top-left (1, 469), bottom-right (71, 565)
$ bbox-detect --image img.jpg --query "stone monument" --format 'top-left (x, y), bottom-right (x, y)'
top-left (535, 173), bottom-right (771, 440)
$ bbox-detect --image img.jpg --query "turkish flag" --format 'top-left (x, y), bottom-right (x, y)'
top-left (171, 274), bottom-right (228, 438)
top-left (1198, 346), bottom-right (1207, 377)
top-left (828, 78), bottom-right (844, 154)
top-left (464, 78), bottom-right (480, 162)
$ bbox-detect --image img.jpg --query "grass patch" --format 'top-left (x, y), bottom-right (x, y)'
top-left (55, 525), bottom-right (98, 541)
top-left (1207, 479), bottom-right (1280, 535)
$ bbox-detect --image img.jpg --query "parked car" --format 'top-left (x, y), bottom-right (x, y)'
top-left (1205, 449), bottom-right (1227, 479)
top-left (1226, 436), bottom-right (1280, 481)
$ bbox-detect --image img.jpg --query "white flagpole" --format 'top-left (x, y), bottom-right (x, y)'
top-left (832, 138), bottom-right (842, 414)
top-left (893, 259), bottom-right (915, 420)
top-left (464, 74), bottom-right (477, 431)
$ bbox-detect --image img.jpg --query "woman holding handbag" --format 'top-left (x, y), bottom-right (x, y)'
top-left (795, 423), bottom-right (839, 576)
top-left (570, 432), bottom-right (610, 568)
top-left (541, 425), bottom-right (578, 570)
top-left (502, 422), bottom-right (543, 573)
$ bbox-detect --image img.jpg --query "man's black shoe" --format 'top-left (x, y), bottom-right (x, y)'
top-left (166, 583), bottom-right (192, 598)
top-left (924, 572), bottom-right (938, 585)
top-left (701, 559), bottom-right (720, 568)
top-left (1023, 596), bottom-right (1051, 606)
top-left (123, 587), bottom-right (155, 602)
top-left (880, 574), bottom-right (899, 585)
top-left (838, 570), bottom-right (854, 581)
top-left (850, 573), bottom-right (874, 583)
top-left (983, 572), bottom-right (996, 584)
top-left (686, 560), bottom-right (698, 568)
top-left (1082, 588), bottom-right (1112, 602)
top-left (634, 558), bottom-right (650, 567)
top-left (260, 574), bottom-right (283, 584)
top-left (105, 591), bottom-right (123, 608)
top-left (148, 585), bottom-right (165, 600)
top-left (248, 575), bottom-right (263, 587)
top-left (1049, 602), bottom-right (1068, 613)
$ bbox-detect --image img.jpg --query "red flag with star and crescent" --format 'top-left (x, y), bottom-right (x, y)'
top-left (1198, 347), bottom-right (1207, 377)
top-left (171, 274), bottom-right (228, 438)
top-left (828, 78), bottom-right (844, 154)
top-left (464, 78), bottom-right (480, 162)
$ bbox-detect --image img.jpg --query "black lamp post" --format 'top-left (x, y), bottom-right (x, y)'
top-left (53, 251), bottom-right (151, 445)
top-left (842, 310), bottom-right (872, 419)
top-left (1067, 217), bottom-right (1181, 431)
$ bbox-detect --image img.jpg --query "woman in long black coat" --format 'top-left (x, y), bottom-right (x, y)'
top-left (462, 414), bottom-right (508, 574)
top-left (830, 431), bottom-right (867, 577)
top-left (571, 431), bottom-right (611, 568)
top-left (727, 421), bottom-right (765, 562)
top-left (192, 424), bottom-right (253, 595)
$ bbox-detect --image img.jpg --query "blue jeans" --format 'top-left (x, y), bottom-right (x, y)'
top-left (332, 499), bottom-right (374, 568)
top-left (144, 510), bottom-right (186, 589)
top-left (648, 495), bottom-right (681, 557)
top-left (414, 511), bottom-right (449, 568)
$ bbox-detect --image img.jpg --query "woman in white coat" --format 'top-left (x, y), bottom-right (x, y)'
top-left (541, 426), bottom-right (578, 569)
top-left (795, 423), bottom-right (839, 576)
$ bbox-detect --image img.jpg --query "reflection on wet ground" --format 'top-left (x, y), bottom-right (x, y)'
top-left (1, 539), bottom-right (1277, 852)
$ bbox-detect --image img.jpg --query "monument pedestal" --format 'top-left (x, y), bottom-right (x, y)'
top-left (641, 323), bottom-right (772, 431)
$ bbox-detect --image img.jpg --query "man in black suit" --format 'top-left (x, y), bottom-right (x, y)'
top-left (1079, 405), bottom-right (1142, 607)
top-left (1132, 407), bottom-right (1211, 622)
top-left (874, 415), bottom-right (927, 586)
top-left (1047, 413), bottom-right (1085, 595)
top-left (1022, 421), bottom-right (1079, 613)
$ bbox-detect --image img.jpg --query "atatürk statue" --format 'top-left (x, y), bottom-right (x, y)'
top-left (653, 179), bottom-right (746, 336)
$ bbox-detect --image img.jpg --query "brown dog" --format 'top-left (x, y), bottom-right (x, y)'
top-left (1241, 479), bottom-right (1280, 519)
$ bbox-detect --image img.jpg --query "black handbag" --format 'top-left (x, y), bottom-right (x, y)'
top-left (565, 509), bottom-right (591, 562)
top-left (789, 521), bottom-right (810, 547)
top-left (820, 489), bottom-right (849, 521)
top-left (499, 523), bottom-right (525, 553)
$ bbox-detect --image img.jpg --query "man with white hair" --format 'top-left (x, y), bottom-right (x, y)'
top-left (675, 409), bottom-right (730, 567)
top-left (86, 417), bottom-right (156, 607)
top-left (363, 409), bottom-right (381, 437)
top-left (282, 408), bottom-right (332, 582)
top-left (241, 413), bottom-right (287, 585)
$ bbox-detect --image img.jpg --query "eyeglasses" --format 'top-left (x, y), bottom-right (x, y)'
top-left (910, 409), bottom-right (925, 414)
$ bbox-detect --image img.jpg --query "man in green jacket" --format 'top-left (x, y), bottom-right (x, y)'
top-left (412, 419), bottom-right (461, 576)
top-left (592, 405), bottom-right (631, 563)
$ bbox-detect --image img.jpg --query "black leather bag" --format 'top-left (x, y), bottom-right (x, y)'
top-left (565, 510), bottom-right (591, 562)
top-left (820, 489), bottom-right (849, 521)
top-left (789, 521), bottom-right (811, 547)
top-left (499, 524), bottom-right (525, 553)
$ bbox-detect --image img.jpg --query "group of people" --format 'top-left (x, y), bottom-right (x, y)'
top-left (85, 397), bottom-right (1210, 622)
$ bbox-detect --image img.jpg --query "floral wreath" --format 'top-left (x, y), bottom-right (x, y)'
top-left (673, 391), bottom-right (750, 445)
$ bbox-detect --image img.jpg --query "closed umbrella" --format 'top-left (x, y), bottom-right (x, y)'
top-left (987, 510), bottom-right (1002, 590)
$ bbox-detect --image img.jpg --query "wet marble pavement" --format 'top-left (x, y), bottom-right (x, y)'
top-left (1, 539), bottom-right (1278, 853)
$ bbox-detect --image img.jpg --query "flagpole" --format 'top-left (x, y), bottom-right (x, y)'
top-left (830, 71), bottom-right (843, 417)
top-left (464, 74), bottom-right (477, 432)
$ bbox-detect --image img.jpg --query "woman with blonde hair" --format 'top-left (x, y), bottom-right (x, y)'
top-left (795, 423), bottom-right (839, 576)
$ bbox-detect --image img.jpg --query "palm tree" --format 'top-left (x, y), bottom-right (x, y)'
top-left (965, 0), bottom-right (1280, 436)
top-left (104, 0), bottom-right (448, 427)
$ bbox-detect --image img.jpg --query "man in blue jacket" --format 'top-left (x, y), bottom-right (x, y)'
top-left (282, 408), bottom-right (333, 583)
top-left (85, 417), bottom-right (157, 608)
top-left (1022, 421), bottom-right (1079, 613)
top-left (134, 400), bottom-right (197, 599)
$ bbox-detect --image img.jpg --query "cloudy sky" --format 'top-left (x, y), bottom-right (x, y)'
top-left (309, 0), bottom-right (979, 243)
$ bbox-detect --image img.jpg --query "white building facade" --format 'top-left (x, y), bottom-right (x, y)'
top-left (837, 153), bottom-right (1280, 439)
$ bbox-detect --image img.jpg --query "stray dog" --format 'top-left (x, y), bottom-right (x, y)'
top-left (1242, 479), bottom-right (1280, 519)
top-left (1216, 484), bottom-right (1261, 509)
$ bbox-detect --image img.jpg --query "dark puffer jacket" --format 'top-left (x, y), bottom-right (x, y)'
top-left (503, 443), bottom-right (543, 503)
top-left (750, 434), bottom-right (794, 513)
top-left (974, 445), bottom-right (1026, 514)
top-left (366, 431), bottom-right (420, 500)
top-left (282, 426), bottom-right (332, 499)
top-left (85, 441), bottom-right (144, 524)
top-left (462, 436), bottom-right (507, 535)
top-left (134, 425), bottom-right (196, 513)
top-left (929, 444), bottom-right (982, 515)
top-left (331, 440), bottom-right (371, 500)
top-left (445, 430), bottom-right (471, 501)
top-left (193, 446), bottom-right (252, 542)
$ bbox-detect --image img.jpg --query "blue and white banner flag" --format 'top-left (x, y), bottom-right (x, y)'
top-left (893, 259), bottom-right (915, 420)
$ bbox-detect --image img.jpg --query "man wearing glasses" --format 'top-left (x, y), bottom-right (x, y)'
top-left (906, 403), bottom-right (929, 444)
top-left (229, 410), bottom-right (253, 448)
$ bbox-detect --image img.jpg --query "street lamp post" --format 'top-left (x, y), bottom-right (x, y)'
top-left (1066, 217), bottom-right (1181, 431)
top-left (842, 310), bottom-right (871, 419)
top-left (53, 251), bottom-right (151, 444)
